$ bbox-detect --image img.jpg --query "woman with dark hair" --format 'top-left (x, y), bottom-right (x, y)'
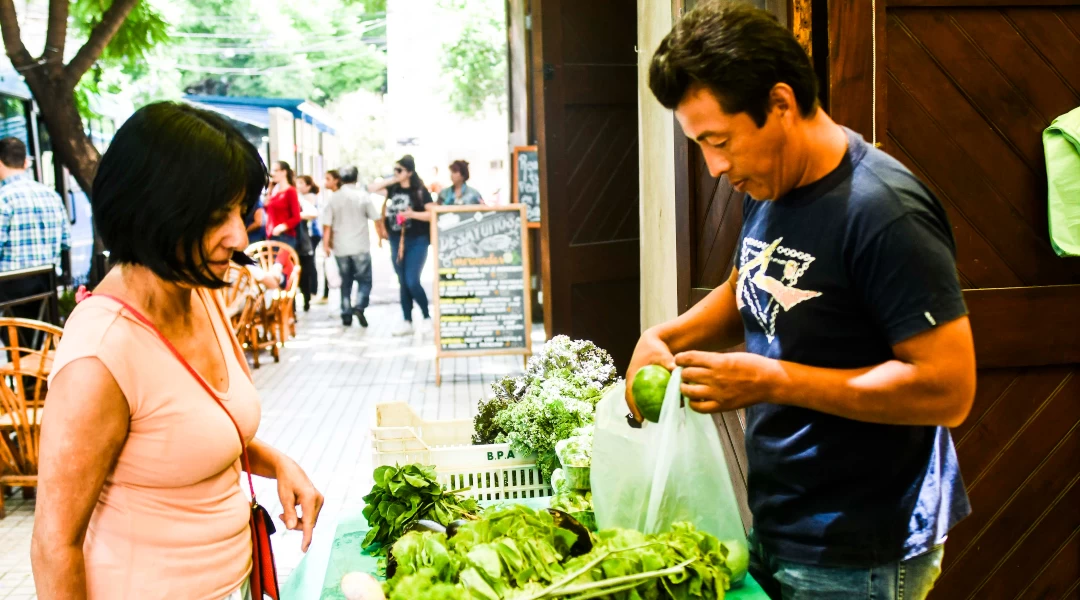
top-left (265, 161), bottom-right (302, 248)
top-left (368, 154), bottom-right (434, 336)
top-left (296, 175), bottom-right (321, 310)
top-left (438, 159), bottom-right (483, 205)
top-left (31, 102), bottom-right (323, 600)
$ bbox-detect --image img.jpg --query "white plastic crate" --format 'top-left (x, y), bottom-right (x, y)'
top-left (372, 402), bottom-right (553, 502)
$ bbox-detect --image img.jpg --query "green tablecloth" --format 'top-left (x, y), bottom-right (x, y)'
top-left (282, 498), bottom-right (769, 599)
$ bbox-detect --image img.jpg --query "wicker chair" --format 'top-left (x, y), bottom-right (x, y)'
top-left (222, 264), bottom-right (262, 368)
top-left (246, 241), bottom-right (302, 346)
top-left (0, 372), bottom-right (47, 518)
top-left (0, 318), bottom-right (61, 518)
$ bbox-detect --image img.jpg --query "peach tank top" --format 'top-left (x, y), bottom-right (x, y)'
top-left (48, 288), bottom-right (261, 599)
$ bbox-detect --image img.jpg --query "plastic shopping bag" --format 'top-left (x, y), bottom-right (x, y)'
top-left (323, 254), bottom-right (342, 289)
top-left (591, 368), bottom-right (748, 580)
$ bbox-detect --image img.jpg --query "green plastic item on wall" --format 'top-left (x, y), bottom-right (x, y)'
top-left (1045, 105), bottom-right (1080, 257)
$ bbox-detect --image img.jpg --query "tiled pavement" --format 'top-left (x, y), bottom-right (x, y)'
top-left (0, 244), bottom-right (540, 598)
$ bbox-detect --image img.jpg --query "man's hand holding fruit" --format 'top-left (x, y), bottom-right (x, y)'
top-left (676, 350), bottom-right (780, 414)
top-left (626, 267), bottom-right (746, 422)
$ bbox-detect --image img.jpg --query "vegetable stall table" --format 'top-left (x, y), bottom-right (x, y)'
top-left (281, 498), bottom-right (770, 600)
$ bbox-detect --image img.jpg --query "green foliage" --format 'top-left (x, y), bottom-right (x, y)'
top-left (362, 464), bottom-right (480, 556)
top-left (71, 0), bottom-right (170, 73)
top-left (384, 505), bottom-right (739, 599)
top-left (69, 0), bottom-right (171, 119)
top-left (176, 0), bottom-right (386, 104)
top-left (439, 0), bottom-right (507, 118)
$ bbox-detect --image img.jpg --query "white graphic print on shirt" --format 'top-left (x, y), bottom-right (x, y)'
top-left (386, 192), bottom-right (412, 232)
top-left (736, 236), bottom-right (822, 342)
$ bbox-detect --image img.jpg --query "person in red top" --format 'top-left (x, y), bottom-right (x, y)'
top-left (264, 161), bottom-right (302, 247)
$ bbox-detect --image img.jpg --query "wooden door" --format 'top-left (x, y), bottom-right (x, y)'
top-left (828, 1), bottom-right (1080, 597)
top-left (531, 0), bottom-right (640, 372)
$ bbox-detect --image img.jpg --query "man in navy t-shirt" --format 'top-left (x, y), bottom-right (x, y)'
top-left (628, 4), bottom-right (975, 599)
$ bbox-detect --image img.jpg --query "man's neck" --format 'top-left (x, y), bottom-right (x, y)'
top-left (0, 167), bottom-right (25, 182)
top-left (790, 111), bottom-right (849, 191)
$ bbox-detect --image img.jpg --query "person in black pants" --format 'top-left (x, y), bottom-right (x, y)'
top-left (296, 175), bottom-right (321, 311)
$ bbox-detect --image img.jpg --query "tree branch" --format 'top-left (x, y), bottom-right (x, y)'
top-left (0, 0), bottom-right (35, 71)
top-left (64, 0), bottom-right (140, 87)
top-left (43, 0), bottom-right (69, 68)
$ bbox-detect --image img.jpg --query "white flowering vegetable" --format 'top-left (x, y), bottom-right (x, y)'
top-left (341, 572), bottom-right (386, 600)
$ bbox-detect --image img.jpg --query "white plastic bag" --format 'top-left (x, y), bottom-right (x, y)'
top-left (591, 368), bottom-right (746, 550)
top-left (323, 254), bottom-right (342, 289)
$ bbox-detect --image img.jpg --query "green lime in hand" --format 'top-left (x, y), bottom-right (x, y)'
top-left (632, 365), bottom-right (671, 423)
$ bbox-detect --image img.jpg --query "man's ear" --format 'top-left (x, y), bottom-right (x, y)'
top-left (768, 83), bottom-right (798, 120)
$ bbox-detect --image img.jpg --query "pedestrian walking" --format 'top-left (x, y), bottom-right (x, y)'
top-left (368, 155), bottom-right (433, 337)
top-left (296, 175), bottom-right (321, 311)
top-left (31, 101), bottom-right (323, 600)
top-left (323, 166), bottom-right (381, 327)
top-left (315, 170), bottom-right (343, 305)
top-left (437, 159), bottom-right (483, 205)
top-left (265, 161), bottom-right (301, 248)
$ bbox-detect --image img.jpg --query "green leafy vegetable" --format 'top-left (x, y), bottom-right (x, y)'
top-left (383, 504), bottom-right (739, 599)
top-left (555, 427), bottom-right (593, 469)
top-left (362, 464), bottom-right (480, 556)
top-left (550, 490), bottom-right (592, 514)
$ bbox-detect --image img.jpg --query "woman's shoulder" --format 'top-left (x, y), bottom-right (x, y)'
top-left (50, 298), bottom-right (128, 381)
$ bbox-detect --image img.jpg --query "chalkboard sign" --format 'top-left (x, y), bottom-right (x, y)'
top-left (431, 205), bottom-right (533, 385)
top-left (512, 146), bottom-right (541, 226)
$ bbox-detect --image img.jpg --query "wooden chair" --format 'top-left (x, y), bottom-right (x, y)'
top-left (0, 319), bottom-right (61, 516)
top-left (246, 241), bottom-right (302, 347)
top-left (279, 264), bottom-right (302, 341)
top-left (0, 372), bottom-right (47, 518)
top-left (222, 264), bottom-right (263, 368)
top-left (0, 318), bottom-right (63, 401)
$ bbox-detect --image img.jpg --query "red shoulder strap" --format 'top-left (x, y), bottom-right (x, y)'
top-left (84, 289), bottom-right (258, 500)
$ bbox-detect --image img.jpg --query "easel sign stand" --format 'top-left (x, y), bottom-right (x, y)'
top-left (431, 205), bottom-right (533, 386)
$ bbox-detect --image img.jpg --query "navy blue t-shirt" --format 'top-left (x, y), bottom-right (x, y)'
top-left (737, 128), bottom-right (971, 567)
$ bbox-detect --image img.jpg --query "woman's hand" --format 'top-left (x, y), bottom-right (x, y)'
top-left (272, 223), bottom-right (288, 236)
top-left (274, 457), bottom-right (324, 552)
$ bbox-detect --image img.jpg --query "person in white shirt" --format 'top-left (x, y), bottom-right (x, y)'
top-left (322, 166), bottom-right (383, 327)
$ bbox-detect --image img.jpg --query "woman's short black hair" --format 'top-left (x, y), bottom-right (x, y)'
top-left (649, 2), bottom-right (818, 127)
top-left (449, 159), bottom-right (470, 182)
top-left (93, 101), bottom-right (267, 288)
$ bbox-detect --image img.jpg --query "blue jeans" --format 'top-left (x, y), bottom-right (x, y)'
top-left (388, 235), bottom-right (430, 322)
top-left (335, 253), bottom-right (372, 320)
top-left (749, 532), bottom-right (945, 600)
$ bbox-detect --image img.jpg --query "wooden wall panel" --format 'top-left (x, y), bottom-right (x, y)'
top-left (830, 3), bottom-right (1080, 598)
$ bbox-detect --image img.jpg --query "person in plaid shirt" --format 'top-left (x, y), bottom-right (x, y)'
top-left (0, 137), bottom-right (70, 316)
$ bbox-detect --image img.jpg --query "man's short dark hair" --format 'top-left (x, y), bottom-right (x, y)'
top-left (449, 160), bottom-right (470, 182)
top-left (649, 2), bottom-right (818, 127)
top-left (339, 166), bottom-right (359, 184)
top-left (326, 169), bottom-right (341, 183)
top-left (0, 137), bottom-right (27, 169)
top-left (93, 102), bottom-right (267, 288)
